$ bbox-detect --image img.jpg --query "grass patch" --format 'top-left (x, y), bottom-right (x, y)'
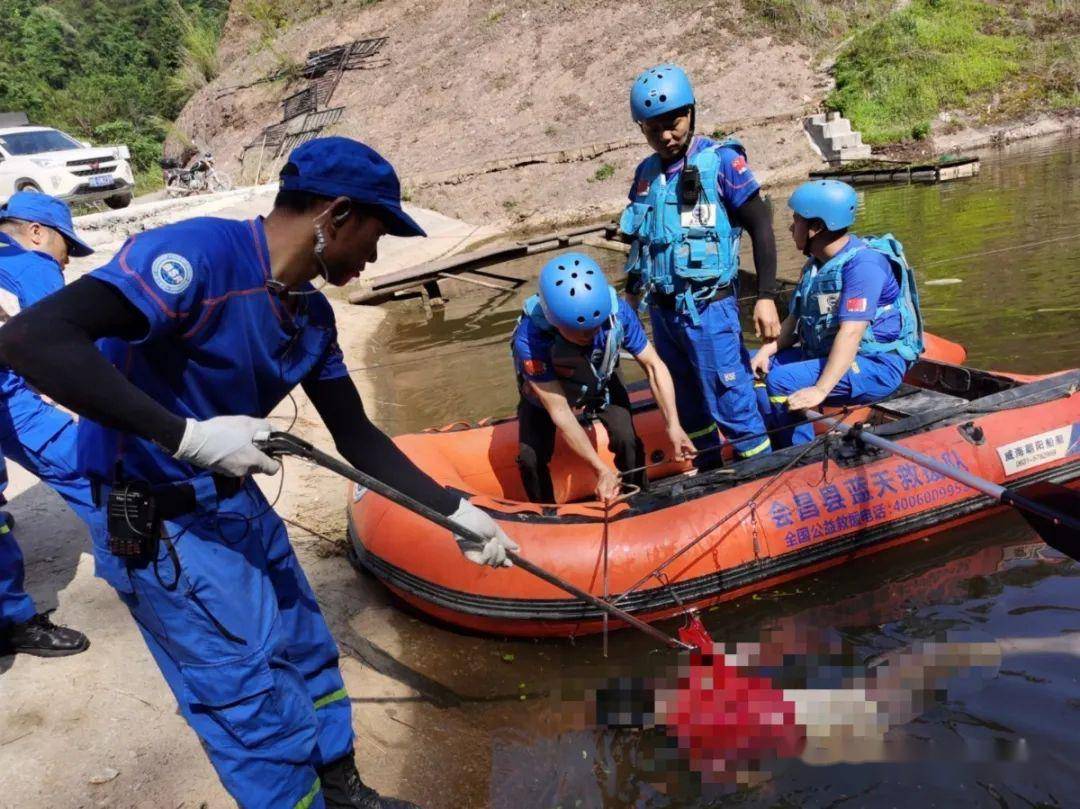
top-left (988, 1), bottom-right (1080, 119)
top-left (167, 8), bottom-right (222, 100)
top-left (588, 163), bottom-right (616, 183)
top-left (740, 0), bottom-right (896, 43)
top-left (134, 168), bottom-right (164, 197)
top-left (827, 0), bottom-right (1023, 144)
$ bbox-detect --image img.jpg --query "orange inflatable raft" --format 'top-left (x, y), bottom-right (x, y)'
top-left (347, 338), bottom-right (1080, 638)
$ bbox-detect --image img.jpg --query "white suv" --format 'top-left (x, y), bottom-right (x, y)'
top-left (0, 125), bottom-right (135, 209)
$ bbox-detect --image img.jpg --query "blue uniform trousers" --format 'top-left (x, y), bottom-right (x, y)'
top-left (650, 295), bottom-right (772, 462)
top-left (760, 348), bottom-right (906, 447)
top-left (0, 391), bottom-right (100, 628)
top-left (0, 496), bottom-right (34, 627)
top-left (103, 479), bottom-right (352, 809)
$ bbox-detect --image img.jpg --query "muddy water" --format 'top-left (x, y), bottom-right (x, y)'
top-left (354, 138), bottom-right (1080, 808)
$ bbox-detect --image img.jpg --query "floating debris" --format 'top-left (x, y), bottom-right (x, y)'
top-left (924, 278), bottom-right (963, 286)
top-left (810, 155), bottom-right (979, 185)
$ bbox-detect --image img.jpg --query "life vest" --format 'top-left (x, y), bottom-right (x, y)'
top-left (619, 137), bottom-right (743, 319)
top-left (790, 234), bottom-right (924, 361)
top-left (516, 287), bottom-right (624, 409)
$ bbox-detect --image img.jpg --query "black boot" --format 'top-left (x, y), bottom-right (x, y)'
top-left (317, 754), bottom-right (422, 809)
top-left (2, 612), bottom-right (89, 657)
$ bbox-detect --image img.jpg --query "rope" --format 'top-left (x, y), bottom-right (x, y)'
top-left (611, 411), bottom-right (856, 607)
top-left (920, 234), bottom-right (1076, 267)
top-left (614, 406), bottom-right (854, 480)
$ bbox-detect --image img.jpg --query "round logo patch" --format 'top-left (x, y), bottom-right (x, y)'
top-left (151, 253), bottom-right (194, 294)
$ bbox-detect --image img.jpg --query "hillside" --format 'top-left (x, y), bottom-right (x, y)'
top-left (172, 0), bottom-right (835, 228)
top-left (0, 0), bottom-right (228, 186)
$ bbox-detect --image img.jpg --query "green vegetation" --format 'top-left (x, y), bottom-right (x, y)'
top-left (990, 0), bottom-right (1080, 120)
top-left (741, 0), bottom-right (896, 43)
top-left (827, 0), bottom-right (1077, 145)
top-left (241, 0), bottom-right (292, 48)
top-left (168, 7), bottom-right (223, 100)
top-left (589, 163), bottom-right (615, 182)
top-left (0, 0), bottom-right (228, 185)
top-left (827, 0), bottom-right (1021, 144)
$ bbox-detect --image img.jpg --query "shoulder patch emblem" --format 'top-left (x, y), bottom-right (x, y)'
top-left (522, 359), bottom-right (547, 376)
top-left (151, 253), bottom-right (194, 294)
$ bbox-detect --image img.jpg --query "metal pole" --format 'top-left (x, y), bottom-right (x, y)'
top-left (258, 432), bottom-right (693, 651)
top-left (805, 410), bottom-right (1078, 530)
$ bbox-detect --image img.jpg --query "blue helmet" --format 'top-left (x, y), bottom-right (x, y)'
top-left (630, 64), bottom-right (695, 123)
top-left (538, 252), bottom-right (613, 332)
top-left (787, 180), bottom-right (858, 231)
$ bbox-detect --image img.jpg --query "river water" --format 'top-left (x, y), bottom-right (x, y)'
top-left (355, 137), bottom-right (1080, 808)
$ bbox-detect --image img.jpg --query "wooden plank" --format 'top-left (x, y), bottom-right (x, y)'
top-left (437, 272), bottom-right (517, 292)
top-left (347, 223), bottom-right (616, 306)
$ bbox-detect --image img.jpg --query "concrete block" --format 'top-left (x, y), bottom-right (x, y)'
top-left (822, 119), bottom-right (852, 138)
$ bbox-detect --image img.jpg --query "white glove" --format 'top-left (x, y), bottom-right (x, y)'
top-left (448, 499), bottom-right (519, 568)
top-left (173, 416), bottom-right (280, 477)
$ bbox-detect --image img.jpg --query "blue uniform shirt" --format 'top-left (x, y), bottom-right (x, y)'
top-left (513, 297), bottom-right (648, 385)
top-left (79, 217), bottom-right (347, 485)
top-left (0, 232), bottom-right (66, 306)
top-left (0, 232), bottom-right (68, 442)
top-left (627, 135), bottom-right (761, 213)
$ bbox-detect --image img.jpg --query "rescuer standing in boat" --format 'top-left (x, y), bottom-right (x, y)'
top-left (751, 179), bottom-right (924, 446)
top-left (512, 252), bottom-right (694, 503)
top-left (618, 64), bottom-right (782, 466)
top-left (0, 192), bottom-right (100, 658)
top-left (0, 137), bottom-right (518, 809)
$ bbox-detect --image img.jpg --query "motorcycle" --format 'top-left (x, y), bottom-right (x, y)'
top-left (160, 152), bottom-right (233, 196)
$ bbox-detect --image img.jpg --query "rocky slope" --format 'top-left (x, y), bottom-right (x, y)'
top-left (173, 0), bottom-right (830, 228)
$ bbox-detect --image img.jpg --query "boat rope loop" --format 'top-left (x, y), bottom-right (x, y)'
top-left (611, 410), bottom-right (857, 608)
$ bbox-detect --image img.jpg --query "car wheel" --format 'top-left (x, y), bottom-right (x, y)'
top-left (104, 193), bottom-right (132, 210)
top-left (15, 181), bottom-right (42, 193)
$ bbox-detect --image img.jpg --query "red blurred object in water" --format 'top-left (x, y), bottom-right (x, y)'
top-left (669, 613), bottom-right (806, 781)
top-left (678, 612), bottom-right (715, 652)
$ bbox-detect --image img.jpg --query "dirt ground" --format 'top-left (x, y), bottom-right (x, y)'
top-left (0, 194), bottom-right (503, 809)
top-left (174, 0), bottom-right (829, 229)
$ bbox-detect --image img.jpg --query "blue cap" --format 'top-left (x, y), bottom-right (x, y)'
top-left (279, 137), bottom-right (425, 238)
top-left (0, 192), bottom-right (94, 257)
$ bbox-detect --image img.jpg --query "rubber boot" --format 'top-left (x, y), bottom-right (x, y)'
top-left (2, 612), bottom-right (89, 657)
top-left (317, 754), bottom-right (421, 809)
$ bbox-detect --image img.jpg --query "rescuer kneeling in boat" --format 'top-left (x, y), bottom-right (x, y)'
top-left (512, 252), bottom-right (694, 503)
top-left (750, 180), bottom-right (924, 446)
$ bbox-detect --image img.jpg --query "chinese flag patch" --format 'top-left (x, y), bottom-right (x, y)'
top-left (635, 177), bottom-right (650, 196)
top-left (522, 359), bottom-right (547, 376)
top-left (731, 155), bottom-right (748, 174)
top-left (845, 297), bottom-right (868, 313)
